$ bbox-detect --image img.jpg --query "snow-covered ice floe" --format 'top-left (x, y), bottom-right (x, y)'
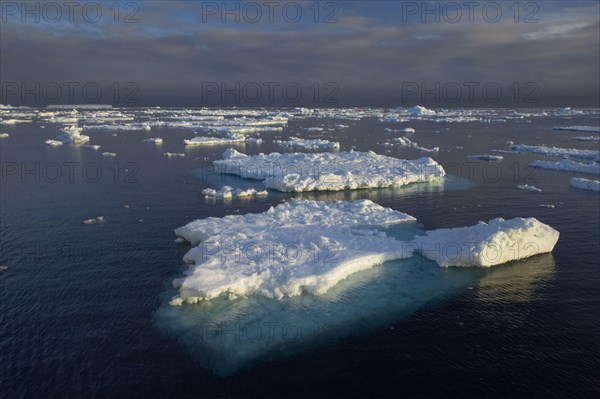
top-left (214, 149), bottom-right (445, 192)
top-left (511, 144), bottom-right (599, 160)
top-left (468, 154), bottom-right (504, 161)
top-left (172, 200), bottom-right (559, 303)
top-left (275, 137), bottom-right (340, 150)
top-left (202, 185), bottom-right (268, 200)
top-left (529, 159), bottom-right (600, 175)
top-left (172, 199), bottom-right (417, 304)
top-left (553, 126), bottom-right (600, 133)
top-left (570, 178), bottom-right (600, 192)
top-left (0, 133), bottom-right (8, 138)
top-left (412, 217), bottom-right (559, 267)
top-left (517, 184), bottom-right (542, 193)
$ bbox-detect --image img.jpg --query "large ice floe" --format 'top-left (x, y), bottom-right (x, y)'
top-left (171, 199), bottom-right (559, 305)
top-left (172, 200), bottom-right (416, 303)
top-left (213, 149), bottom-right (445, 192)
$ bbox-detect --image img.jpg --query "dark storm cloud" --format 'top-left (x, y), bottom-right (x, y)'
top-left (1, 1), bottom-right (598, 107)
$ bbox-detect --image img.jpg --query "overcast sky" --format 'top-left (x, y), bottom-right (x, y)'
top-left (1, 0), bottom-right (599, 107)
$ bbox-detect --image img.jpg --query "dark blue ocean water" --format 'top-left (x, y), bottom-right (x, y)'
top-left (1, 109), bottom-right (599, 397)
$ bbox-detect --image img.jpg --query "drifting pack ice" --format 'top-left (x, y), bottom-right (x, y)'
top-left (214, 149), bottom-right (445, 192)
top-left (171, 200), bottom-right (559, 305)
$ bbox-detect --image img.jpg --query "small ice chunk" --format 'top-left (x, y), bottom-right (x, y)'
top-left (83, 216), bottom-right (105, 225)
top-left (163, 152), bottom-right (185, 158)
top-left (102, 152), bottom-right (117, 157)
top-left (45, 140), bottom-right (63, 147)
top-left (184, 135), bottom-right (247, 145)
top-left (412, 217), bottom-right (559, 267)
top-left (570, 178), bottom-right (600, 192)
top-left (144, 137), bottom-right (163, 144)
top-left (0, 133), bottom-right (9, 138)
top-left (517, 184), bottom-right (542, 193)
top-left (202, 186), bottom-right (268, 200)
top-left (468, 154), bottom-right (504, 161)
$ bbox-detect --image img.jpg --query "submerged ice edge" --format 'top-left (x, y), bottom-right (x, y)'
top-left (170, 199), bottom-right (559, 306)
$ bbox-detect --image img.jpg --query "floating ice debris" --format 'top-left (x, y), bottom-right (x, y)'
top-left (334, 124), bottom-right (349, 129)
top-left (1, 118), bottom-right (32, 124)
top-left (403, 127), bottom-right (416, 133)
top-left (539, 204), bottom-right (555, 208)
top-left (573, 136), bottom-right (600, 141)
top-left (83, 144), bottom-right (101, 150)
top-left (54, 125), bottom-right (90, 144)
top-left (184, 134), bottom-right (251, 145)
top-left (214, 149), bottom-right (445, 192)
top-left (275, 137), bottom-right (340, 150)
top-left (407, 105), bottom-right (436, 116)
top-left (554, 126), bottom-right (600, 133)
top-left (83, 123), bottom-right (151, 131)
top-left (102, 152), bottom-right (117, 157)
top-left (412, 218), bottom-right (559, 267)
top-left (529, 159), bottom-right (600, 175)
top-left (163, 152), bottom-right (185, 158)
top-left (144, 137), bottom-right (163, 144)
top-left (383, 137), bottom-right (439, 153)
top-left (570, 178), bottom-right (600, 192)
top-left (517, 184), bottom-right (542, 193)
top-left (202, 186), bottom-right (268, 200)
top-left (0, 133), bottom-right (8, 138)
top-left (554, 107), bottom-right (583, 116)
top-left (174, 237), bottom-right (185, 244)
top-left (45, 140), bottom-right (63, 147)
top-left (468, 154), bottom-right (504, 161)
top-left (511, 144), bottom-right (599, 160)
top-left (301, 127), bottom-right (324, 132)
top-left (172, 199), bottom-right (416, 303)
top-left (506, 141), bottom-right (514, 145)
top-left (83, 216), bottom-right (104, 225)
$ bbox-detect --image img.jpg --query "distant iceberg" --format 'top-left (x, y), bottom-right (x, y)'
top-left (407, 105), bottom-right (436, 116)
